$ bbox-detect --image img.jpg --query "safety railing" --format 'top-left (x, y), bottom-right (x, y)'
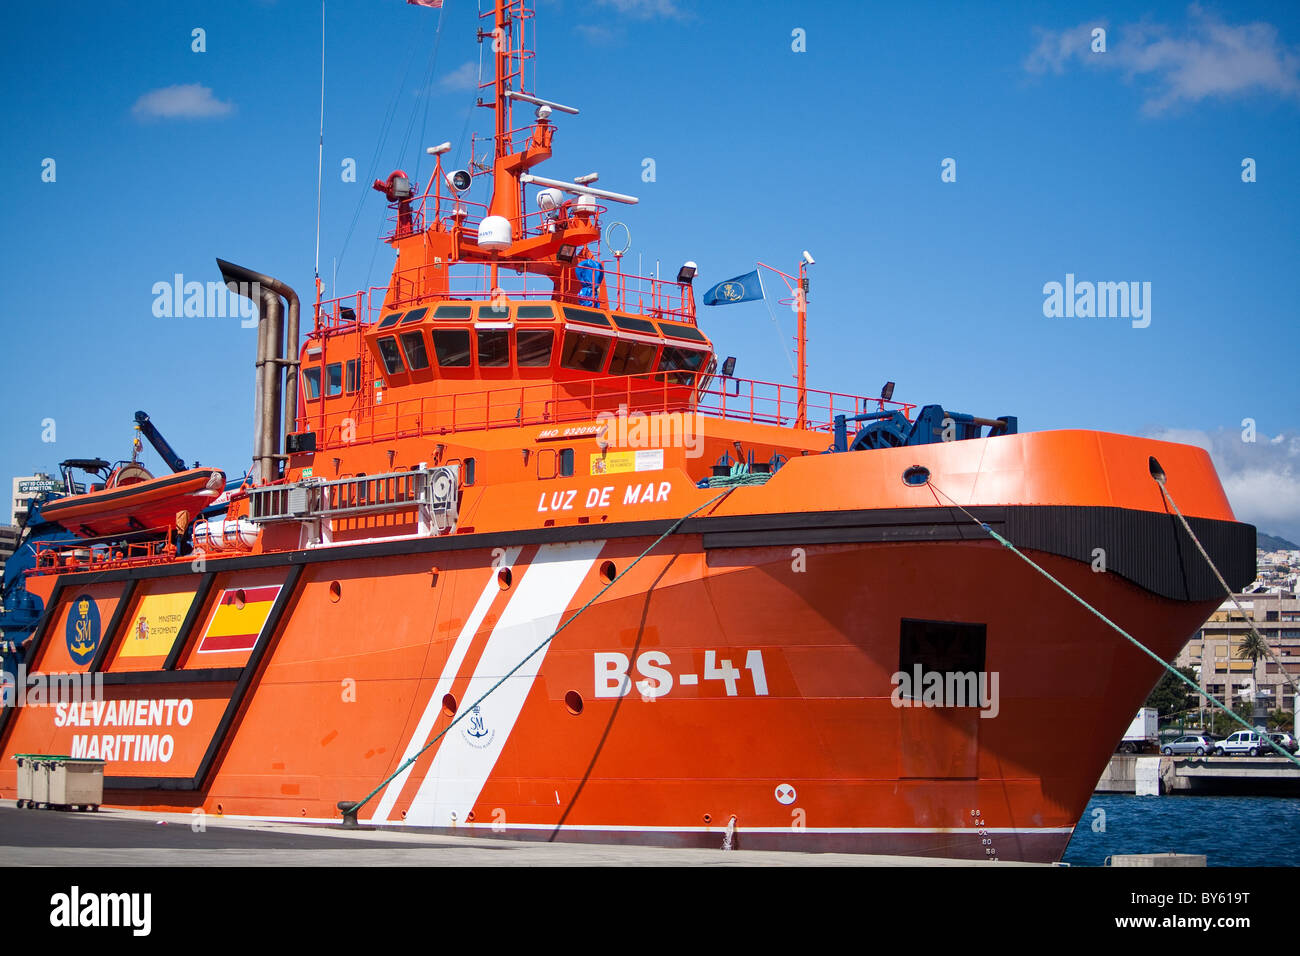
top-left (304, 372), bottom-right (915, 450)
top-left (28, 528), bottom-right (178, 576)
top-left (384, 263), bottom-right (695, 323)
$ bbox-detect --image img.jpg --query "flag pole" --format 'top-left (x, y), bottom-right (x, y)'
top-left (796, 257), bottom-right (808, 429)
top-left (756, 260), bottom-right (808, 429)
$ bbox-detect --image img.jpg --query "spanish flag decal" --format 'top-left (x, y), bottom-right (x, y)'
top-left (197, 585), bottom-right (282, 654)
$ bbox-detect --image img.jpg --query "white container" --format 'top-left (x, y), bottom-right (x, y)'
top-left (47, 757), bottom-right (105, 809)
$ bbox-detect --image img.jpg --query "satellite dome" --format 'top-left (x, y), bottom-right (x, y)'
top-left (478, 215), bottom-right (512, 251)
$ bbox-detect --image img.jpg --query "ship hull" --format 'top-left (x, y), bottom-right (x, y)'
top-left (0, 504), bottom-right (1236, 864)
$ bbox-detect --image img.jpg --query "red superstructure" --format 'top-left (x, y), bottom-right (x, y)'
top-left (0, 0), bottom-right (1254, 862)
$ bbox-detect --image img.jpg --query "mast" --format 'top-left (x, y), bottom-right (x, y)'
top-left (478, 0), bottom-right (546, 235)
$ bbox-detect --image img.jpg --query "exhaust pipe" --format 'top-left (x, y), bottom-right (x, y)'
top-left (216, 259), bottom-right (301, 484)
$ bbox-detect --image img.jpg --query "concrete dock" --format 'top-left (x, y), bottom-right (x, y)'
top-left (0, 802), bottom-right (1041, 866)
top-left (1097, 753), bottom-right (1300, 796)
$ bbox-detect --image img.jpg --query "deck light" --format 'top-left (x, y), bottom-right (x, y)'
top-left (881, 381), bottom-right (895, 401)
top-left (721, 356), bottom-right (736, 377)
top-left (557, 244), bottom-right (578, 262)
top-left (446, 169), bottom-right (472, 194)
top-left (677, 261), bottom-right (697, 284)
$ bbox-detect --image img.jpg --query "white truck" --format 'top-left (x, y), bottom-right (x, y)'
top-left (1116, 707), bottom-right (1160, 754)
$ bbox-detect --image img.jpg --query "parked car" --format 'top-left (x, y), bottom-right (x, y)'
top-left (1215, 731), bottom-right (1267, 756)
top-left (1267, 732), bottom-right (1298, 754)
top-left (1161, 734), bottom-right (1216, 756)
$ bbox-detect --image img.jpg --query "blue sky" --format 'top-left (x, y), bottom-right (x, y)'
top-left (1, 1), bottom-right (1298, 539)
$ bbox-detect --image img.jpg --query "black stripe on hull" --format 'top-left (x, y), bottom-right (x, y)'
top-left (45, 505), bottom-right (1254, 603)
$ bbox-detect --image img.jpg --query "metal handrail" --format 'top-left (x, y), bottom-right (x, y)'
top-left (304, 371), bottom-right (915, 450)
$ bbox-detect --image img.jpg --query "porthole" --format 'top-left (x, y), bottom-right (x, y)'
top-left (498, 567), bottom-right (513, 590)
top-left (565, 690), bottom-right (584, 715)
top-left (442, 693), bottom-right (458, 716)
top-left (233, 589), bottom-right (246, 610)
top-left (599, 561), bottom-right (616, 585)
top-left (329, 580), bottom-right (342, 602)
top-left (902, 465), bottom-right (931, 487)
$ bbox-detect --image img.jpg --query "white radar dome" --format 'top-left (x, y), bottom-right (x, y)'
top-left (478, 215), bottom-right (512, 251)
top-left (536, 188), bottom-right (565, 211)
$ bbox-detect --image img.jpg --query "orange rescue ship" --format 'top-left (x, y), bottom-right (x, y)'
top-left (0, 0), bottom-right (1254, 862)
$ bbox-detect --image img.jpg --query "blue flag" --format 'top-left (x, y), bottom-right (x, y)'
top-left (702, 270), bottom-right (764, 306)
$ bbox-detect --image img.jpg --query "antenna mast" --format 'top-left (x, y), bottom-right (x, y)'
top-left (313, 1), bottom-right (326, 306)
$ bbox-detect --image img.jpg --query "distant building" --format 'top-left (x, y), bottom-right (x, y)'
top-left (1176, 591), bottom-right (1300, 722)
top-left (10, 473), bottom-right (58, 527)
top-left (0, 524), bottom-right (18, 581)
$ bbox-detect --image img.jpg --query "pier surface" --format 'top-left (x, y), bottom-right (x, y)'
top-left (0, 802), bottom-right (1042, 866)
top-left (1097, 754), bottom-right (1300, 796)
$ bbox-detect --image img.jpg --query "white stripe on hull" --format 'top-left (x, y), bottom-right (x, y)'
top-left (405, 540), bottom-right (604, 826)
top-left (370, 547), bottom-right (523, 823)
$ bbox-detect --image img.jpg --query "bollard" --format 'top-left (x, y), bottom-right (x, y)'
top-left (337, 800), bottom-right (360, 828)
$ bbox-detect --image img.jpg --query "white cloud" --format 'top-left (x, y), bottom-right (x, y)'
top-left (1145, 426), bottom-right (1300, 542)
top-left (1026, 5), bottom-right (1300, 113)
top-left (131, 84), bottom-right (234, 121)
top-left (592, 0), bottom-right (686, 19)
top-left (438, 62), bottom-right (478, 93)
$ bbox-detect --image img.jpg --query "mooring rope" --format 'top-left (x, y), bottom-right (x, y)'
top-left (925, 477), bottom-right (1300, 768)
top-left (344, 487), bottom-right (736, 820)
top-left (1151, 473), bottom-right (1300, 699)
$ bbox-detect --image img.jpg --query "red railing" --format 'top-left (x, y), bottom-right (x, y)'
top-left (29, 528), bottom-right (178, 576)
top-left (316, 272), bottom-right (696, 336)
top-left (385, 264), bottom-right (694, 322)
top-left (303, 371), bottom-right (915, 450)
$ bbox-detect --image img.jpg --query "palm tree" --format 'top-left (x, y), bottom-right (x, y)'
top-left (1237, 631), bottom-right (1271, 721)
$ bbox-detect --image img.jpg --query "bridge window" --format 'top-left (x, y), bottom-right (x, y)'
top-left (378, 311), bottom-right (405, 329)
top-left (477, 329), bottom-right (510, 367)
top-left (432, 329), bottom-right (471, 367)
top-left (303, 366), bottom-right (322, 399)
top-left (377, 336), bottom-right (405, 375)
top-left (608, 339), bottom-right (658, 376)
top-left (477, 303), bottom-right (511, 320)
top-left (400, 331), bottom-right (430, 370)
top-left (560, 331), bottom-right (611, 373)
top-left (558, 448), bottom-right (575, 477)
top-left (345, 359), bottom-right (360, 393)
top-left (517, 329), bottom-right (554, 366)
top-left (613, 314), bottom-right (658, 334)
top-left (562, 306), bottom-right (611, 327)
top-left (660, 322), bottom-right (708, 343)
top-left (401, 307), bottom-right (429, 325)
top-left (656, 346), bottom-right (706, 384)
top-left (516, 304), bottom-right (554, 319)
top-left (326, 362), bottom-right (343, 396)
top-left (433, 305), bottom-right (472, 319)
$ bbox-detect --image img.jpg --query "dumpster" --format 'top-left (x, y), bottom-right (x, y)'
top-left (12, 754), bottom-right (59, 809)
top-left (46, 756), bottom-right (104, 811)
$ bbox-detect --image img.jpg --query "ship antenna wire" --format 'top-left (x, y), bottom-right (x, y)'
top-left (340, 487), bottom-right (738, 823)
top-left (314, 1), bottom-right (325, 291)
top-left (925, 476), bottom-right (1300, 767)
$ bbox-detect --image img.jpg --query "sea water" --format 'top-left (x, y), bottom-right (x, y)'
top-left (1064, 794), bottom-right (1300, 867)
